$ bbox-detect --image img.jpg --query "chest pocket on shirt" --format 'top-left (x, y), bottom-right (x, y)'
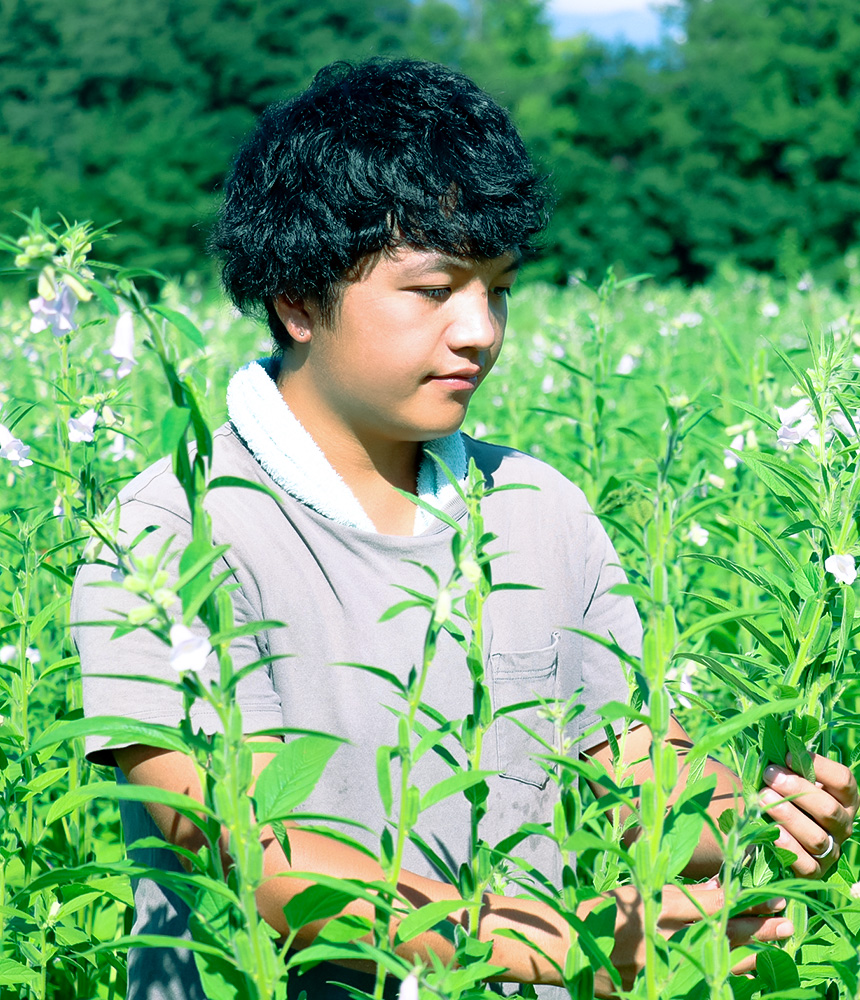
top-left (489, 632), bottom-right (560, 788)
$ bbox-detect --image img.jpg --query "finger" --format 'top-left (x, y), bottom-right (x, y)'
top-left (726, 915), bottom-right (794, 947)
top-left (787, 752), bottom-right (860, 813)
top-left (760, 785), bottom-right (844, 868)
top-left (661, 885), bottom-right (784, 923)
top-left (744, 895), bottom-right (787, 916)
top-left (763, 766), bottom-right (852, 843)
top-left (730, 955), bottom-right (758, 977)
top-left (769, 823), bottom-right (832, 878)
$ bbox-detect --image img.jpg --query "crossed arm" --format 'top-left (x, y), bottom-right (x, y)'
top-left (115, 717), bottom-right (857, 996)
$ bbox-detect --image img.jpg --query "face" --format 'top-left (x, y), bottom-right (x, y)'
top-left (280, 246), bottom-right (520, 451)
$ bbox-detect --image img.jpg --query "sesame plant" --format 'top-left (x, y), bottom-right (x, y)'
top-left (0, 212), bottom-right (858, 1000)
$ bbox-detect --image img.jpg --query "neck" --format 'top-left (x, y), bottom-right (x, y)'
top-left (277, 368), bottom-right (422, 535)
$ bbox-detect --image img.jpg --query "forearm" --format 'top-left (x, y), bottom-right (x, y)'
top-left (259, 823), bottom-right (572, 983)
top-left (116, 743), bottom-right (573, 984)
top-left (587, 717), bottom-right (744, 879)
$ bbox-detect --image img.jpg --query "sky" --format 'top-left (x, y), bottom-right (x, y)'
top-left (545, 0), bottom-right (681, 46)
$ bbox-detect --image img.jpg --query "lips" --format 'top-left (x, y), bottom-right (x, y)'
top-left (426, 369), bottom-right (481, 390)
top-left (427, 366), bottom-right (482, 380)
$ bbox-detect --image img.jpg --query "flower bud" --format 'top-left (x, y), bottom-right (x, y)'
top-left (127, 604), bottom-right (157, 626)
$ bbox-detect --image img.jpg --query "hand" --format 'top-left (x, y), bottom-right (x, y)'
top-left (760, 752), bottom-right (859, 877)
top-left (604, 881), bottom-right (792, 994)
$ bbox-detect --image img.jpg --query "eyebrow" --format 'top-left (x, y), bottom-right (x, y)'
top-left (404, 251), bottom-right (523, 277)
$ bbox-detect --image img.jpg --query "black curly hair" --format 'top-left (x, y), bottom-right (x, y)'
top-left (210, 57), bottom-right (550, 351)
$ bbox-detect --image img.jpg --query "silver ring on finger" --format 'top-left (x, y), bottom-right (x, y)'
top-left (810, 833), bottom-right (836, 861)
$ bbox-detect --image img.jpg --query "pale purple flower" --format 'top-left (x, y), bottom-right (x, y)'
top-left (778, 398), bottom-right (811, 426)
top-left (686, 522), bottom-right (710, 547)
top-left (109, 433), bottom-right (135, 462)
top-left (0, 645), bottom-right (16, 665)
top-left (541, 374), bottom-right (554, 394)
top-left (398, 974), bottom-right (419, 1000)
top-left (679, 669), bottom-right (696, 709)
top-left (68, 409), bottom-right (98, 444)
top-left (824, 554), bottom-right (857, 586)
top-left (0, 423), bottom-right (33, 467)
top-left (724, 433), bottom-right (744, 469)
top-left (850, 882), bottom-right (860, 901)
top-left (777, 398), bottom-right (817, 450)
top-left (677, 311), bottom-right (703, 328)
top-left (830, 410), bottom-right (858, 439)
top-left (109, 312), bottom-right (136, 378)
top-left (616, 353), bottom-right (638, 375)
top-left (761, 302), bottom-right (780, 318)
top-left (169, 623), bottom-right (211, 673)
top-left (29, 282), bottom-right (77, 337)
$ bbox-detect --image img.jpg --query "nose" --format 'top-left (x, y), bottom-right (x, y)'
top-left (446, 287), bottom-right (501, 355)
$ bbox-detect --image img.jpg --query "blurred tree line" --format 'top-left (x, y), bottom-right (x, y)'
top-left (2, 0), bottom-right (860, 284)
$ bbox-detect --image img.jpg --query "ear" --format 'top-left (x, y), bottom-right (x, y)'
top-left (272, 294), bottom-right (314, 344)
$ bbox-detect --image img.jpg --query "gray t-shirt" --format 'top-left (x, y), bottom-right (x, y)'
top-left (72, 424), bottom-right (642, 1000)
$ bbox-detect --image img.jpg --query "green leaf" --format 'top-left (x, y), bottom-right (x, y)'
top-left (378, 600), bottom-right (427, 622)
top-left (29, 595), bottom-right (70, 640)
top-left (315, 913), bottom-right (373, 944)
top-left (685, 698), bottom-right (801, 766)
top-left (727, 516), bottom-right (802, 573)
top-left (193, 951), bottom-right (248, 1000)
top-left (83, 933), bottom-right (227, 959)
top-left (391, 487), bottom-right (462, 530)
top-left (254, 736), bottom-right (342, 824)
top-left (662, 774), bottom-right (717, 880)
top-left (684, 553), bottom-right (795, 609)
top-left (161, 407), bottom-right (191, 456)
top-left (771, 344), bottom-right (817, 407)
top-left (677, 605), bottom-right (773, 645)
top-left (739, 451), bottom-right (818, 509)
top-left (46, 780), bottom-right (217, 827)
top-left (29, 716), bottom-right (190, 756)
top-left (724, 398), bottom-right (781, 431)
top-left (86, 278), bottom-right (120, 315)
top-left (756, 947), bottom-right (801, 992)
top-left (836, 583), bottom-right (856, 667)
top-left (393, 899), bottom-right (464, 946)
top-left (419, 770), bottom-right (496, 811)
top-left (376, 745), bottom-right (394, 816)
top-left (335, 661), bottom-right (406, 694)
top-left (407, 830), bottom-right (458, 885)
top-left (761, 716), bottom-right (789, 767)
top-left (283, 884), bottom-right (355, 932)
top-left (679, 653), bottom-right (770, 705)
top-left (206, 476), bottom-right (284, 504)
top-left (785, 730), bottom-right (815, 783)
top-left (0, 959), bottom-right (39, 986)
top-left (151, 304), bottom-right (205, 348)
top-left (177, 540), bottom-right (231, 613)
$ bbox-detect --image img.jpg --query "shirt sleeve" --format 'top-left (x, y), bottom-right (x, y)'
top-left (575, 508), bottom-right (643, 752)
top-left (72, 497), bottom-right (285, 766)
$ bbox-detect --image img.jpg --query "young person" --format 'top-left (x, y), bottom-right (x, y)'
top-left (72, 59), bottom-right (858, 1000)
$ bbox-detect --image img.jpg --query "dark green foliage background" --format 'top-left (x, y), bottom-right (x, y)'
top-left (3, 0), bottom-right (860, 282)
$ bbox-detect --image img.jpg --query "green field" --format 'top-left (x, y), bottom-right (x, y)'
top-left (0, 219), bottom-right (858, 999)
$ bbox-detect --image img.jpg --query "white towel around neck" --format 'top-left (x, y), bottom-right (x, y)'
top-left (226, 358), bottom-right (467, 534)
